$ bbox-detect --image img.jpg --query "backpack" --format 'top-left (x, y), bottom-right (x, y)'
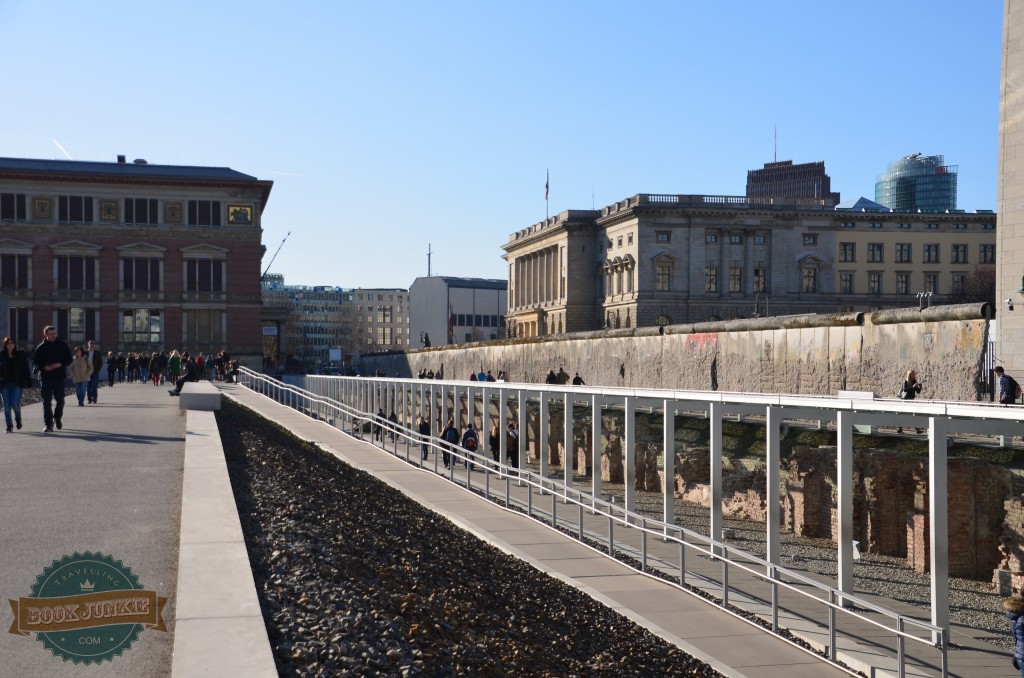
top-left (1013, 377), bottom-right (1023, 401)
top-left (464, 431), bottom-right (477, 450)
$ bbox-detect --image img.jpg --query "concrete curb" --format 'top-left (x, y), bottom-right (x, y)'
top-left (170, 410), bottom-right (276, 677)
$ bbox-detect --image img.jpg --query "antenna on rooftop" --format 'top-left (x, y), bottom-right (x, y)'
top-left (427, 243), bottom-right (432, 277)
top-left (773, 126), bottom-right (777, 163)
top-left (261, 231), bottom-right (291, 281)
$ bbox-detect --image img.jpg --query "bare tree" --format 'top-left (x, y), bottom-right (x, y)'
top-left (949, 265), bottom-right (995, 306)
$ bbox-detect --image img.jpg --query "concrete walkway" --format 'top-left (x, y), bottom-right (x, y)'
top-left (0, 383), bottom-right (183, 677)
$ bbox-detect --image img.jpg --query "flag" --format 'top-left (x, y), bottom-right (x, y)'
top-left (545, 169), bottom-right (549, 201)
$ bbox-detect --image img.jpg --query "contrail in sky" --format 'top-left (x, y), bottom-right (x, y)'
top-left (51, 139), bottom-right (73, 160)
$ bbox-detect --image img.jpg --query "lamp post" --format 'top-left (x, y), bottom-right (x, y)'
top-left (753, 292), bottom-right (768, 318)
top-left (917, 291), bottom-right (933, 310)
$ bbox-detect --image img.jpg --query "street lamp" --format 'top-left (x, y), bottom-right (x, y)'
top-left (917, 291), bottom-right (933, 310)
top-left (753, 292), bottom-right (768, 318)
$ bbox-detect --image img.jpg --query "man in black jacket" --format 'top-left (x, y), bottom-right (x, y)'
top-left (168, 352), bottom-right (199, 396)
top-left (33, 325), bottom-right (73, 432)
top-left (86, 340), bottom-right (104, 404)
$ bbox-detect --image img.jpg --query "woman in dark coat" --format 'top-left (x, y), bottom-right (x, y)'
top-left (1004, 596), bottom-right (1024, 675)
top-left (0, 336), bottom-right (33, 432)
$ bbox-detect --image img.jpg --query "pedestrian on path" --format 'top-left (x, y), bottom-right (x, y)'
top-left (1004, 595), bottom-right (1024, 675)
top-left (70, 345), bottom-right (93, 407)
top-left (996, 366), bottom-right (1022, 405)
top-left (439, 419), bottom-right (460, 469)
top-left (0, 336), bottom-right (32, 433)
top-left (33, 325), bottom-right (73, 432)
top-left (506, 421), bottom-right (519, 468)
top-left (86, 340), bottom-right (103, 404)
top-left (418, 416), bottom-right (431, 460)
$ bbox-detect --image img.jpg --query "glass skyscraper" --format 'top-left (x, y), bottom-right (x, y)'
top-left (875, 153), bottom-right (957, 211)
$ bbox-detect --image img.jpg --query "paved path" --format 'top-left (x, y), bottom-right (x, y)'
top-left (0, 383), bottom-right (183, 678)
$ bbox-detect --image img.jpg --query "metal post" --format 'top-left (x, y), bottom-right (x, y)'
top-left (837, 410), bottom-right (854, 606)
top-left (591, 395), bottom-right (602, 509)
top-left (930, 416), bottom-right (949, 647)
top-left (710, 402), bottom-right (723, 556)
top-left (518, 391), bottom-right (527, 485)
top-left (624, 397), bottom-right (635, 520)
top-left (539, 392), bottom-right (549, 493)
top-left (564, 392), bottom-right (573, 498)
top-left (499, 388), bottom-right (508, 467)
top-left (662, 399), bottom-right (675, 535)
top-left (766, 405), bottom-right (781, 574)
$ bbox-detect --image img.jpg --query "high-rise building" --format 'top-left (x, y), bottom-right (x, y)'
top-left (875, 153), bottom-right (957, 212)
top-left (746, 160), bottom-right (840, 204)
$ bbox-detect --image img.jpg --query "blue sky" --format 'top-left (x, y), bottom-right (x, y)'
top-left (0, 1), bottom-right (1003, 288)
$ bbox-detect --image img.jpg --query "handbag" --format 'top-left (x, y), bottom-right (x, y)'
top-left (898, 383), bottom-right (908, 400)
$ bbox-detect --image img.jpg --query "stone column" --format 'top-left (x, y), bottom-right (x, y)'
top-left (998, 0), bottom-right (1024, 371)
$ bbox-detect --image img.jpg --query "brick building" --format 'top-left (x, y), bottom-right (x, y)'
top-left (0, 156), bottom-right (272, 363)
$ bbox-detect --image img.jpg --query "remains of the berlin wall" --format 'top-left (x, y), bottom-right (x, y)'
top-left (365, 303), bottom-right (992, 400)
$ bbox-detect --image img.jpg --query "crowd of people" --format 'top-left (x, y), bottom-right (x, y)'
top-left (0, 325), bottom-right (239, 433)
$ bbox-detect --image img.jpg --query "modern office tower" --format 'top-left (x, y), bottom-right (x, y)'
top-left (875, 153), bottom-right (958, 212)
top-left (746, 160), bottom-right (840, 204)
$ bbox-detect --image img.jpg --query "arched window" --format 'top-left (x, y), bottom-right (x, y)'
top-left (657, 314), bottom-right (671, 326)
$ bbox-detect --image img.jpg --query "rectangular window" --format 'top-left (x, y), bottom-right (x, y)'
top-left (122, 309), bottom-right (162, 344)
top-left (124, 198), bottom-right (158, 225)
top-left (803, 235), bottom-right (817, 246)
top-left (952, 273), bottom-right (966, 294)
top-left (729, 267), bottom-right (742, 292)
top-left (953, 223), bottom-right (967, 230)
top-left (656, 264), bottom-right (670, 291)
top-left (185, 259), bottom-right (223, 292)
top-left (656, 231), bottom-right (671, 244)
top-left (184, 308), bottom-right (224, 346)
top-left (729, 234), bottom-right (743, 244)
top-left (627, 233), bottom-right (633, 245)
top-left (57, 307), bottom-right (94, 344)
top-left (923, 244), bottom-right (940, 263)
top-left (8, 307), bottom-right (30, 342)
top-left (870, 222), bottom-right (882, 229)
top-left (704, 266), bottom-right (718, 292)
top-left (839, 242), bottom-right (856, 263)
top-left (897, 273), bottom-right (910, 295)
top-left (840, 222), bottom-right (855, 228)
top-left (187, 200), bottom-right (222, 226)
top-left (897, 223), bottom-right (911, 229)
top-left (802, 267), bottom-right (817, 293)
top-left (951, 244), bottom-right (968, 264)
top-left (895, 243), bottom-right (912, 263)
top-left (753, 268), bottom-right (766, 292)
top-left (980, 244), bottom-right (996, 264)
top-left (616, 236), bottom-right (622, 248)
top-left (123, 257), bottom-right (161, 291)
top-left (925, 273), bottom-right (938, 293)
top-left (840, 272), bottom-right (853, 294)
top-left (869, 272), bottom-right (882, 295)
top-left (378, 327), bottom-right (392, 345)
top-left (0, 253), bottom-right (29, 289)
top-left (56, 256), bottom-right (97, 291)
top-left (0, 193), bottom-right (27, 221)
top-left (704, 232), bottom-right (717, 244)
top-left (754, 234), bottom-right (767, 244)
top-left (867, 243), bottom-right (884, 263)
top-left (926, 223), bottom-right (939, 230)
top-left (58, 195), bottom-right (93, 224)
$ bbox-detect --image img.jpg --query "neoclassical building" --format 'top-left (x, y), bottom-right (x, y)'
top-left (0, 156), bottom-right (272, 363)
top-left (502, 193), bottom-right (996, 336)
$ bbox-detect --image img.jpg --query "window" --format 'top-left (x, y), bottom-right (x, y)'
top-left (952, 273), bottom-right (966, 294)
top-left (754, 234), bottom-right (767, 244)
top-left (897, 223), bottom-right (911, 229)
top-left (122, 309), bottom-right (161, 344)
top-left (870, 222), bottom-right (882, 229)
top-left (896, 243), bottom-right (912, 263)
top-left (184, 309), bottom-right (224, 346)
top-left (187, 200), bottom-right (222, 226)
top-left (123, 257), bottom-right (161, 291)
top-left (729, 267), bottom-right (742, 292)
top-left (897, 273), bottom-right (910, 295)
top-left (704, 266), bottom-right (718, 292)
top-left (729, 234), bottom-right (743, 244)
top-left (0, 253), bottom-right (29, 289)
top-left (656, 314), bottom-right (671, 326)
top-left (980, 244), bottom-right (996, 264)
top-left (8, 307), bottom-right (29, 342)
top-left (982, 222), bottom-right (995, 230)
top-left (753, 268), bottom-right (766, 293)
top-left (802, 267), bottom-right (817, 293)
top-left (923, 244), bottom-right (940, 263)
top-left (924, 273), bottom-right (938, 293)
top-left (840, 222), bottom-right (855, 228)
top-left (839, 242), bottom-right (856, 262)
top-left (378, 327), bottom-right (392, 345)
top-left (840, 272), bottom-right (854, 294)
top-left (869, 272), bottom-right (882, 295)
top-left (926, 223), bottom-right (939, 230)
top-left (56, 256), bottom-right (97, 290)
top-left (124, 198), bottom-right (158, 225)
top-left (377, 306), bottom-right (393, 323)
top-left (704, 232), bottom-right (717, 244)
top-left (655, 264), bottom-right (670, 291)
top-left (58, 195), bottom-right (93, 224)
top-left (0, 193), bottom-right (27, 221)
top-left (57, 307), bottom-right (94, 344)
top-left (185, 259), bottom-right (223, 292)
top-left (953, 223), bottom-right (967, 230)
top-left (627, 233), bottom-right (633, 245)
top-left (616, 236), bottom-right (622, 248)
top-left (803, 235), bottom-right (817, 246)
top-left (867, 243), bottom-right (884, 263)
top-left (656, 231), bottom-right (671, 244)
top-left (952, 244), bottom-right (968, 264)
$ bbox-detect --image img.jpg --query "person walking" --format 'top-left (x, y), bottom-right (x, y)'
top-left (896, 370), bottom-right (924, 434)
top-left (149, 353), bottom-right (162, 386)
top-left (1004, 595), bottom-right (1024, 676)
top-left (439, 419), bottom-right (460, 469)
top-left (461, 422), bottom-right (479, 470)
top-left (996, 366), bottom-right (1021, 405)
top-left (33, 325), bottom-right (73, 432)
top-left (168, 350), bottom-right (182, 384)
top-left (387, 410), bottom-right (398, 441)
top-left (70, 345), bottom-right (93, 407)
top-left (572, 373), bottom-right (585, 386)
top-left (106, 351), bottom-right (117, 388)
top-left (0, 336), bottom-right (32, 433)
top-left (489, 423), bottom-right (501, 463)
top-left (506, 421), bottom-right (519, 468)
top-left (418, 416), bottom-right (431, 460)
top-left (85, 340), bottom-right (103, 404)
top-left (374, 408), bottom-right (386, 442)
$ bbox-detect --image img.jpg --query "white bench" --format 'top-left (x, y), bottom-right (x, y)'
top-left (179, 381), bottom-right (222, 411)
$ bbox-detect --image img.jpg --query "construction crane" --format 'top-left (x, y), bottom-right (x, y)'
top-left (261, 231), bottom-right (291, 281)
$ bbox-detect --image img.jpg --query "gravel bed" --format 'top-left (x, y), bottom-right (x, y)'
top-left (216, 399), bottom-right (721, 677)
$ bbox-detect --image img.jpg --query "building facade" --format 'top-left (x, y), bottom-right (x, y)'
top-left (0, 156), bottom-right (271, 362)
top-left (875, 153), bottom-right (958, 212)
top-left (502, 193), bottom-right (996, 336)
top-left (999, 0), bottom-right (1024, 373)
top-left (409, 276), bottom-right (507, 348)
top-left (746, 160), bottom-right (840, 204)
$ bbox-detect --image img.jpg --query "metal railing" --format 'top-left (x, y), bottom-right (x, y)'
top-left (233, 368), bottom-right (1024, 677)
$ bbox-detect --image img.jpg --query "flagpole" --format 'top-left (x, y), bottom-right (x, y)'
top-left (545, 169), bottom-right (549, 221)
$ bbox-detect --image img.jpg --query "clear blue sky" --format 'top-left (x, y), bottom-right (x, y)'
top-left (0, 1), bottom-right (1003, 288)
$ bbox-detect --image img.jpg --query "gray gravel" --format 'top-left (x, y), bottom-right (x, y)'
top-left (216, 400), bottom-right (721, 677)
